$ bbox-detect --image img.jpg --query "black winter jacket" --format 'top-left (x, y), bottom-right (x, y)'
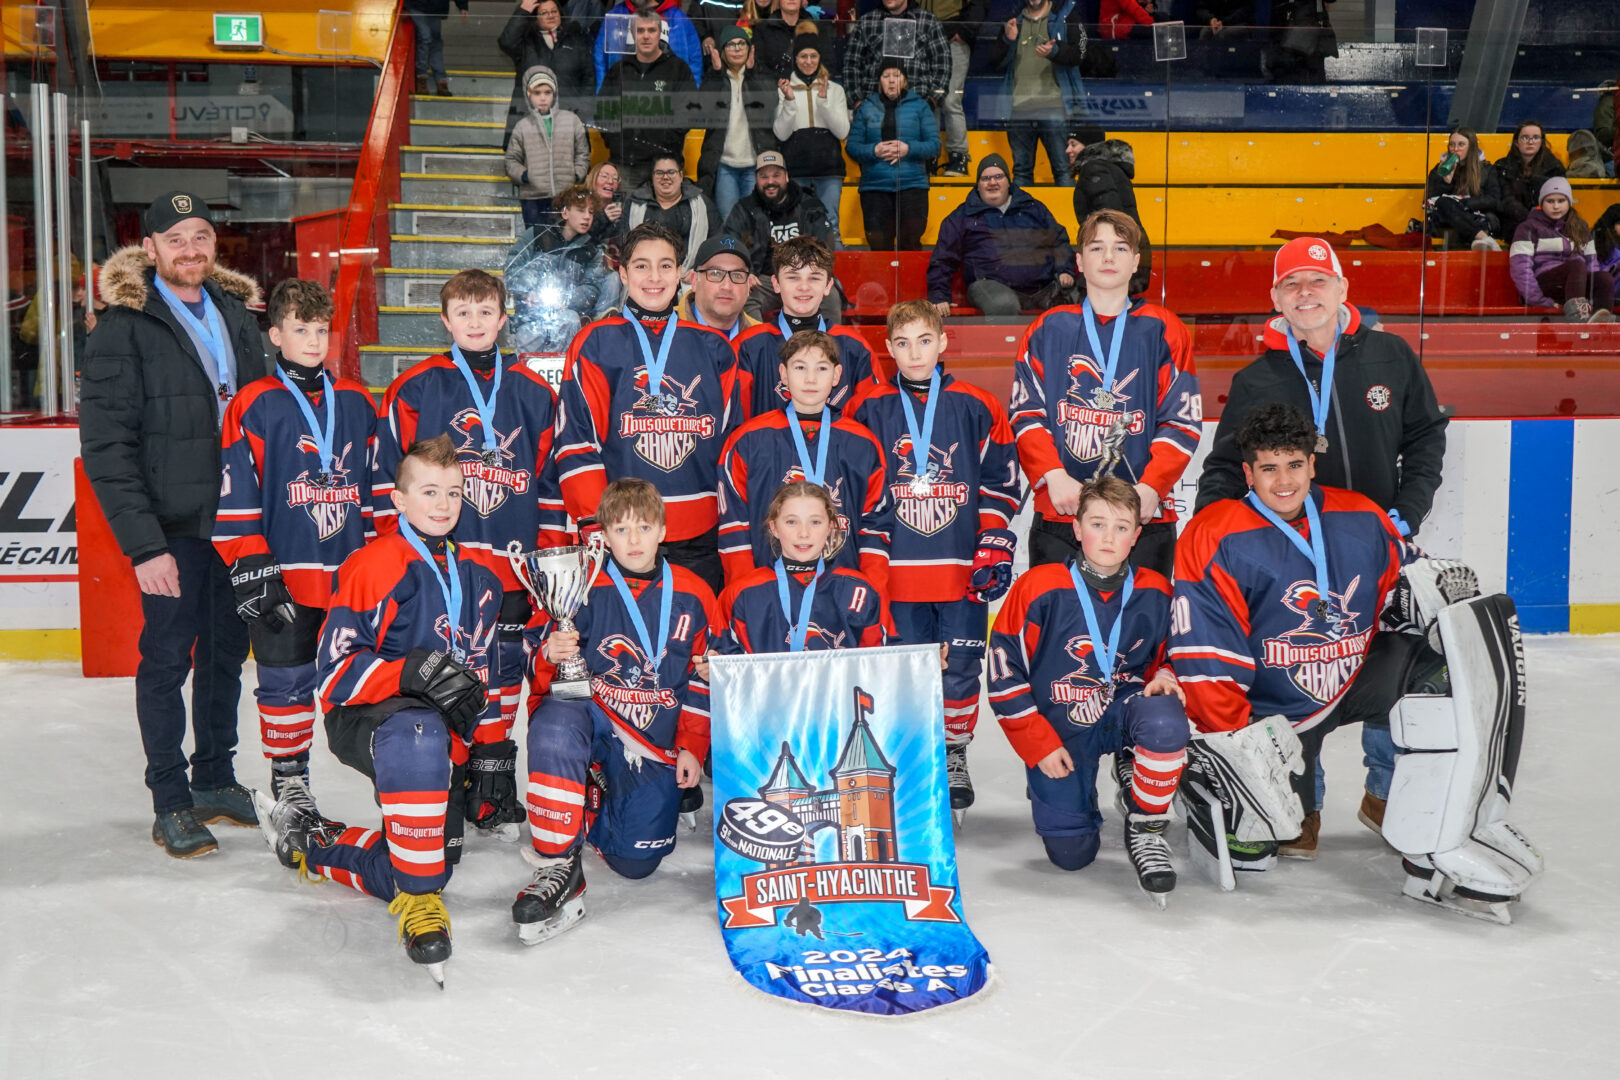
top-left (1071, 138), bottom-right (1152, 291)
top-left (79, 247), bottom-right (269, 563)
top-left (1194, 305), bottom-right (1448, 532)
top-left (497, 9), bottom-right (594, 131)
top-left (604, 50), bottom-right (699, 168)
top-left (721, 182), bottom-right (835, 276)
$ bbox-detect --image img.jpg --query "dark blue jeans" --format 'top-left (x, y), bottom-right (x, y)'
top-left (135, 538), bottom-right (250, 813)
top-left (1007, 117), bottom-right (1073, 186)
top-left (410, 12), bottom-right (447, 82)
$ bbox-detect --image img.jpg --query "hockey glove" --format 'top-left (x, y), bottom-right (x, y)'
top-left (400, 648), bottom-right (488, 740)
top-left (229, 554), bottom-right (297, 631)
top-left (466, 739), bottom-right (524, 831)
top-left (968, 529), bottom-right (1017, 603)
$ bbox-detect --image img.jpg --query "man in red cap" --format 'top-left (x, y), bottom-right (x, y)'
top-left (1191, 235), bottom-right (1448, 850)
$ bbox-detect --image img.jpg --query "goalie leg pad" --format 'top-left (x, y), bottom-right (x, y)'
top-left (1185, 718), bottom-right (1307, 844)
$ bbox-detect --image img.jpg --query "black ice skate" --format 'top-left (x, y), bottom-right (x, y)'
top-left (512, 849), bottom-right (586, 946)
top-left (388, 890), bottom-right (452, 988)
top-left (1113, 749), bottom-right (1135, 817)
top-left (1125, 810), bottom-right (1177, 908)
top-left (946, 743), bottom-right (974, 825)
top-left (270, 754), bottom-right (311, 802)
top-left (252, 781), bottom-right (345, 875)
top-left (678, 782), bottom-right (703, 833)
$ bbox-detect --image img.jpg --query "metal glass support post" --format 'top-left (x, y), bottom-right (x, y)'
top-left (53, 92), bottom-right (76, 414)
top-left (31, 85), bottom-right (59, 414)
top-left (0, 111), bottom-right (11, 412)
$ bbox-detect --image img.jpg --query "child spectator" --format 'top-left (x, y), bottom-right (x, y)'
top-left (1510, 177), bottom-right (1615, 323)
top-left (505, 67), bottom-right (592, 227)
top-left (1594, 205), bottom-right (1620, 279)
top-left (215, 279), bottom-right (378, 800)
top-left (505, 184), bottom-right (623, 348)
top-left (698, 24), bottom-right (780, 220)
top-left (1423, 127), bottom-right (1502, 251)
top-left (1565, 130), bottom-right (1608, 180)
top-left (497, 0), bottom-right (593, 138)
top-left (847, 60), bottom-right (939, 252)
top-left (1495, 118), bottom-right (1566, 243)
top-left (773, 30), bottom-right (850, 245)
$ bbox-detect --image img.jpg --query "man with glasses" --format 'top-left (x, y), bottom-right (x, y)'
top-left (619, 153), bottom-right (719, 274)
top-left (677, 235), bottom-right (761, 341)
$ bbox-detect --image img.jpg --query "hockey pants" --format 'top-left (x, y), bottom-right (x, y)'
top-left (891, 599), bottom-right (987, 745)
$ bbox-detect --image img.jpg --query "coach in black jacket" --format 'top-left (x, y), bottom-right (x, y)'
top-left (79, 192), bottom-right (269, 859)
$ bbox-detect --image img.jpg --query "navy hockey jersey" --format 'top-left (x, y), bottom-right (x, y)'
top-left (214, 372), bottom-right (380, 608)
top-left (376, 352), bottom-right (569, 590)
top-left (556, 314), bottom-right (741, 541)
top-left (1170, 485), bottom-right (1404, 734)
top-left (1010, 301), bottom-right (1201, 524)
top-left (717, 409), bottom-right (893, 590)
top-left (733, 321), bottom-right (875, 418)
top-left (526, 560), bottom-right (720, 765)
top-left (845, 372), bottom-right (1023, 603)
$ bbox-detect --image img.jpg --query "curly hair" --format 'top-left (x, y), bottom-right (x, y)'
top-left (1234, 402), bottom-right (1318, 464)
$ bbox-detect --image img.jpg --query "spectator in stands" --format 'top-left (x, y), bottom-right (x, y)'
top-left (677, 234), bottom-right (762, 339)
top-left (847, 60), bottom-right (939, 252)
top-left (698, 25), bottom-right (780, 219)
top-left (845, 0), bottom-right (952, 175)
top-left (584, 160), bottom-right (626, 245)
top-left (1594, 76), bottom-right (1618, 175)
top-left (1510, 177), bottom-right (1614, 324)
top-left (988, 0), bottom-right (1086, 188)
top-left (507, 184), bottom-right (622, 341)
top-left (499, 0), bottom-right (594, 137)
top-left (927, 154), bottom-right (1078, 317)
top-left (1196, 1), bottom-right (1253, 37)
top-left (1495, 119), bottom-right (1565, 243)
top-left (406, 0), bottom-right (468, 97)
top-left (593, 0), bottom-right (703, 88)
top-left (696, 0), bottom-right (751, 71)
top-left (752, 0), bottom-right (828, 81)
top-left (1565, 130), bottom-right (1608, 180)
top-left (1066, 124), bottom-right (1150, 293)
top-left (602, 10), bottom-right (699, 193)
top-left (506, 67), bottom-right (593, 227)
top-left (774, 30), bottom-right (850, 245)
top-left (1595, 205), bottom-right (1620, 280)
top-left (1422, 127), bottom-right (1502, 252)
top-left (621, 152), bottom-right (720, 272)
top-left (1265, 0), bottom-right (1335, 85)
top-left (1101, 0), bottom-right (1158, 40)
top-left (723, 150), bottom-right (838, 319)
top-left (920, 0), bottom-right (986, 177)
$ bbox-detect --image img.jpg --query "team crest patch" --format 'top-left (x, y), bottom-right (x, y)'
top-left (1366, 384), bottom-right (1392, 411)
top-left (1048, 636), bottom-right (1116, 726)
top-left (433, 588), bottom-right (494, 674)
top-left (591, 633), bottom-right (677, 731)
top-left (285, 437), bottom-right (361, 540)
top-left (1056, 355), bottom-right (1145, 463)
top-left (890, 435), bottom-right (967, 536)
top-left (1262, 577), bottom-right (1375, 704)
top-left (448, 408), bottom-right (531, 517)
top-left (1308, 243), bottom-right (1330, 261)
top-left (622, 369), bottom-right (715, 472)
top-left (172, 193), bottom-right (192, 214)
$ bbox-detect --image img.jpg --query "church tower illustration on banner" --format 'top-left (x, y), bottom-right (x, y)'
top-left (759, 687), bottom-right (898, 867)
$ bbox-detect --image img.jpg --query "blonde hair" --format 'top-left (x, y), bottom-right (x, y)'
top-left (1077, 475), bottom-right (1142, 521)
top-left (886, 298), bottom-right (943, 338)
top-left (764, 480), bottom-right (844, 560)
top-left (597, 478), bottom-right (665, 528)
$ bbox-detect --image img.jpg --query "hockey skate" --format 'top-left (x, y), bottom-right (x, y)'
top-left (389, 890), bottom-right (451, 987)
top-left (512, 849), bottom-right (586, 945)
top-left (252, 781), bottom-right (345, 875)
top-left (678, 782), bottom-right (703, 833)
top-left (1125, 810), bottom-right (1176, 908)
top-left (1112, 749), bottom-right (1135, 817)
top-left (945, 743), bottom-right (974, 825)
top-left (269, 755), bottom-right (311, 802)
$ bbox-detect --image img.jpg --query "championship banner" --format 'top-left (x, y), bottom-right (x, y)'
top-left (708, 645), bottom-right (992, 1014)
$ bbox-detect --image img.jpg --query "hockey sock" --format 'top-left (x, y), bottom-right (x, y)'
top-left (303, 826), bottom-right (400, 899)
top-left (526, 771), bottom-right (587, 858)
top-left (256, 661), bottom-right (319, 758)
top-left (1130, 745), bottom-right (1187, 815)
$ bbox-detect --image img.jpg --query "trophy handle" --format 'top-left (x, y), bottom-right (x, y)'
top-left (506, 539), bottom-right (534, 597)
top-left (578, 532), bottom-right (607, 604)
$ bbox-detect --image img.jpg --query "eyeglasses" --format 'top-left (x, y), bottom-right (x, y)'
top-left (652, 168), bottom-right (682, 178)
top-left (1517, 133), bottom-right (1543, 142)
top-left (699, 268), bottom-right (751, 284)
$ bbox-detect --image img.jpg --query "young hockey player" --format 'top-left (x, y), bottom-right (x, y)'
top-left (1009, 209), bottom-right (1201, 579)
top-left (375, 269), bottom-right (569, 841)
top-left (214, 279), bottom-right (377, 798)
top-left (988, 476), bottom-right (1188, 904)
top-left (253, 435), bottom-right (503, 986)
top-left (845, 299), bottom-right (1022, 814)
top-left (514, 478), bottom-right (720, 944)
top-left (556, 221), bottom-right (742, 594)
top-left (732, 236), bottom-right (873, 418)
top-left (717, 329), bottom-right (893, 591)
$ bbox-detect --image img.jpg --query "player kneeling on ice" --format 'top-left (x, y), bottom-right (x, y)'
top-left (254, 435), bottom-right (503, 986)
top-left (515, 479), bottom-right (721, 945)
top-left (1170, 403), bottom-right (1541, 922)
top-left (988, 476), bottom-right (1189, 905)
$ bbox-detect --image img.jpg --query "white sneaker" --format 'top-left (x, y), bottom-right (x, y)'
top-left (1471, 234), bottom-right (1501, 252)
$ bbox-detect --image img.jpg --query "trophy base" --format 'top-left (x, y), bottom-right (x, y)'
top-left (551, 677), bottom-right (594, 701)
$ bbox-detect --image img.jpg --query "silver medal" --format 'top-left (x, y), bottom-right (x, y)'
top-left (481, 448), bottom-right (500, 467)
top-left (1315, 434), bottom-right (1329, 454)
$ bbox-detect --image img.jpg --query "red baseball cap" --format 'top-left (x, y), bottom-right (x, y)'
top-left (1272, 237), bottom-right (1343, 286)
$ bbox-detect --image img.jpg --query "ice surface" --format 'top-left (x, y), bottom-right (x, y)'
top-left (4, 636), bottom-right (1618, 1080)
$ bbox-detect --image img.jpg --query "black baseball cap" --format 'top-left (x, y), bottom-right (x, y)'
top-left (145, 190), bottom-right (215, 236)
top-left (693, 235), bottom-right (749, 270)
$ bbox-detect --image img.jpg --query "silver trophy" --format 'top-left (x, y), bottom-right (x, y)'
top-left (507, 535), bottom-right (607, 700)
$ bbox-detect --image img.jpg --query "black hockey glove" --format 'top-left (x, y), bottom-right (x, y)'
top-left (400, 648), bottom-right (488, 740)
top-left (229, 554), bottom-right (297, 631)
top-left (466, 739), bottom-right (524, 831)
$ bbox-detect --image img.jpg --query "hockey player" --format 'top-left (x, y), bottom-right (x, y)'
top-left (215, 279), bottom-right (378, 799)
top-left (556, 221), bottom-right (742, 594)
top-left (374, 269), bottom-right (570, 841)
top-left (514, 479), bottom-right (720, 945)
top-left (987, 476), bottom-right (1188, 905)
top-left (1009, 210), bottom-right (1201, 579)
top-left (732, 236), bottom-right (873, 418)
top-left (718, 329), bottom-right (893, 592)
top-left (845, 299), bottom-right (1022, 815)
top-left (254, 435), bottom-right (503, 986)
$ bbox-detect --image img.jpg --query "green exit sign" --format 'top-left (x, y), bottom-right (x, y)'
top-left (213, 13), bottom-right (264, 49)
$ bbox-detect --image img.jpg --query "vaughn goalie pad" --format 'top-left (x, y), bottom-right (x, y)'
top-left (1185, 717), bottom-right (1307, 845)
top-left (1383, 593), bottom-right (1543, 922)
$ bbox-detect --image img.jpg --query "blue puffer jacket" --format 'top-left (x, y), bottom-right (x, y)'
top-left (847, 90), bottom-right (941, 193)
top-left (927, 185), bottom-right (1074, 300)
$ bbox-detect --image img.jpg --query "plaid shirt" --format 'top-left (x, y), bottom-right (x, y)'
top-left (844, 6), bottom-right (953, 105)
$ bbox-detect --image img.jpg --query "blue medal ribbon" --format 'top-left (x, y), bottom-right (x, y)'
top-left (1283, 325), bottom-right (1339, 441)
top-left (1070, 562), bottom-right (1134, 688)
top-left (1246, 490), bottom-right (1335, 621)
top-left (775, 557), bottom-right (825, 652)
top-left (625, 309), bottom-right (678, 395)
top-left (897, 367), bottom-right (941, 489)
top-left (1081, 298), bottom-right (1128, 394)
top-left (277, 365), bottom-right (336, 476)
top-left (153, 275), bottom-right (233, 400)
top-left (606, 560), bottom-right (675, 676)
top-left (449, 343), bottom-right (504, 455)
top-left (784, 405), bottom-right (831, 487)
top-left (778, 313), bottom-right (826, 341)
top-left (398, 519), bottom-right (465, 661)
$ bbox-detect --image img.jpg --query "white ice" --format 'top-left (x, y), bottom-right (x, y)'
top-left (4, 635), bottom-right (1617, 1080)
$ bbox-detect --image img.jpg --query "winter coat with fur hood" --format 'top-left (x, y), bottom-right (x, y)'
top-left (1071, 137), bottom-right (1152, 289)
top-left (79, 246), bottom-right (268, 564)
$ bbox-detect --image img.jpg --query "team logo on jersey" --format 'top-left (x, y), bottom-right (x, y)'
top-left (285, 437), bottom-right (362, 541)
top-left (1056, 357), bottom-right (1146, 463)
top-left (780, 467), bottom-right (850, 532)
top-left (1261, 577), bottom-right (1376, 705)
top-left (1366, 385), bottom-right (1392, 411)
top-left (621, 369), bottom-right (716, 472)
top-left (447, 408), bottom-right (532, 517)
top-left (432, 589), bottom-right (495, 684)
top-left (1048, 636), bottom-right (1117, 727)
top-left (591, 633), bottom-right (678, 731)
top-left (890, 435), bottom-right (968, 536)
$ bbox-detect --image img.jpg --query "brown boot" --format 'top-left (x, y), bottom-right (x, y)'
top-left (1357, 790), bottom-right (1387, 834)
top-left (436, 79), bottom-right (453, 97)
top-left (1278, 811), bottom-right (1320, 859)
top-left (414, 73), bottom-right (429, 95)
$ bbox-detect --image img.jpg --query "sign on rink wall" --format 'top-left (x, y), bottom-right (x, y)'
top-left (0, 426), bottom-right (81, 655)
